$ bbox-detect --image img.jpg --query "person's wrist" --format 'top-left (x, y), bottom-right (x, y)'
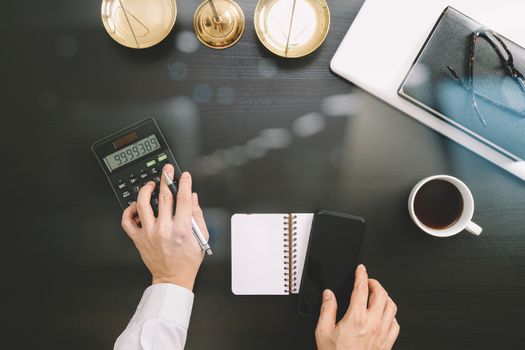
top-left (152, 275), bottom-right (195, 291)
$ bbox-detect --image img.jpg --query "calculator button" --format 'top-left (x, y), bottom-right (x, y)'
top-left (151, 167), bottom-right (159, 175)
top-left (151, 197), bottom-right (159, 208)
top-left (153, 176), bottom-right (161, 184)
top-left (146, 160), bottom-right (156, 168)
top-left (132, 185), bottom-right (140, 194)
top-left (139, 171), bottom-right (149, 180)
top-left (158, 153), bottom-right (168, 162)
top-left (129, 175), bottom-right (139, 185)
top-left (117, 181), bottom-right (127, 190)
top-left (122, 190), bottom-right (132, 199)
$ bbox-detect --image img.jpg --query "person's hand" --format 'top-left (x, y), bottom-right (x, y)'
top-left (315, 265), bottom-right (400, 350)
top-left (120, 164), bottom-right (208, 291)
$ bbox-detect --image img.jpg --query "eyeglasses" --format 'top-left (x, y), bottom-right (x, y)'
top-left (447, 28), bottom-right (525, 127)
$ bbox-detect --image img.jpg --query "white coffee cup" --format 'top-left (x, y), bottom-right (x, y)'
top-left (408, 175), bottom-right (482, 237)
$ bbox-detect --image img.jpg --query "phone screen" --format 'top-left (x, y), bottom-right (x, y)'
top-left (297, 211), bottom-right (365, 320)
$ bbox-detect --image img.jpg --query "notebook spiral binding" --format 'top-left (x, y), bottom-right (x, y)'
top-left (283, 214), bottom-right (298, 293)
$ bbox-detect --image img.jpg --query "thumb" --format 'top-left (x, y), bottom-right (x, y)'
top-left (316, 289), bottom-right (337, 334)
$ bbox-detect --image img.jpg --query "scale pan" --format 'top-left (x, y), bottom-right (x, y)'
top-left (254, 0), bottom-right (330, 58)
top-left (101, 0), bottom-right (177, 49)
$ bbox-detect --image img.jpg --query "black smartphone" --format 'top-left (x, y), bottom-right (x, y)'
top-left (297, 210), bottom-right (366, 320)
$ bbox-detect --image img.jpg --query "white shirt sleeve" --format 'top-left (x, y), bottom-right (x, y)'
top-left (114, 283), bottom-right (194, 350)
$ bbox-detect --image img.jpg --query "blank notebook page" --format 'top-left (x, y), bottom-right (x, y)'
top-left (231, 213), bottom-right (313, 295)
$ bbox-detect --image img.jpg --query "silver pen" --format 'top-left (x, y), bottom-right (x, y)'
top-left (162, 171), bottom-right (213, 256)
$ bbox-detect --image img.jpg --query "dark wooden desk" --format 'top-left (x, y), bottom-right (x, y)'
top-left (3, 0), bottom-right (525, 349)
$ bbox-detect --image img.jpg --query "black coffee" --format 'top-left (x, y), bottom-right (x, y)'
top-left (414, 179), bottom-right (463, 229)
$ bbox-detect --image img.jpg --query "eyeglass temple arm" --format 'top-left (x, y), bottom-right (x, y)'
top-left (476, 29), bottom-right (525, 94)
top-left (448, 65), bottom-right (525, 115)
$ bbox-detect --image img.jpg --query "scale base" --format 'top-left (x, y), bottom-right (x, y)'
top-left (194, 0), bottom-right (245, 49)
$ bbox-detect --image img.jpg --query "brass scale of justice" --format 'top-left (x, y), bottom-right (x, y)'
top-left (101, 0), bottom-right (330, 57)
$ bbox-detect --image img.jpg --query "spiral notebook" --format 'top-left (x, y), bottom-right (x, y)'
top-left (231, 213), bottom-right (314, 295)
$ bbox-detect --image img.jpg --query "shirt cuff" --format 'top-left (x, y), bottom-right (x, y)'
top-left (135, 283), bottom-right (194, 330)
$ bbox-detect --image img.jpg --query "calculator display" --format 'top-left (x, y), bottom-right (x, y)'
top-left (104, 134), bottom-right (161, 172)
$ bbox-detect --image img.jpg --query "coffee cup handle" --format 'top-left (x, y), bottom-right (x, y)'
top-left (466, 221), bottom-right (482, 236)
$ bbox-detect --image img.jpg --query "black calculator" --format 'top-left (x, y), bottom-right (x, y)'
top-left (92, 118), bottom-right (182, 213)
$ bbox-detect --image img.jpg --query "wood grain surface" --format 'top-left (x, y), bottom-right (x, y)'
top-left (1, 0), bottom-right (524, 349)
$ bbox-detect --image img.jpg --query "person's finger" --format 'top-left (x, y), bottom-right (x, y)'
top-left (384, 318), bottom-right (400, 349)
top-left (136, 181), bottom-right (156, 230)
top-left (121, 202), bottom-right (141, 239)
top-left (157, 164), bottom-right (175, 224)
top-left (368, 279), bottom-right (389, 316)
top-left (173, 172), bottom-right (193, 228)
top-left (344, 264), bottom-right (369, 320)
top-left (316, 289), bottom-right (337, 337)
top-left (381, 297), bottom-right (398, 331)
top-left (191, 192), bottom-right (209, 240)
